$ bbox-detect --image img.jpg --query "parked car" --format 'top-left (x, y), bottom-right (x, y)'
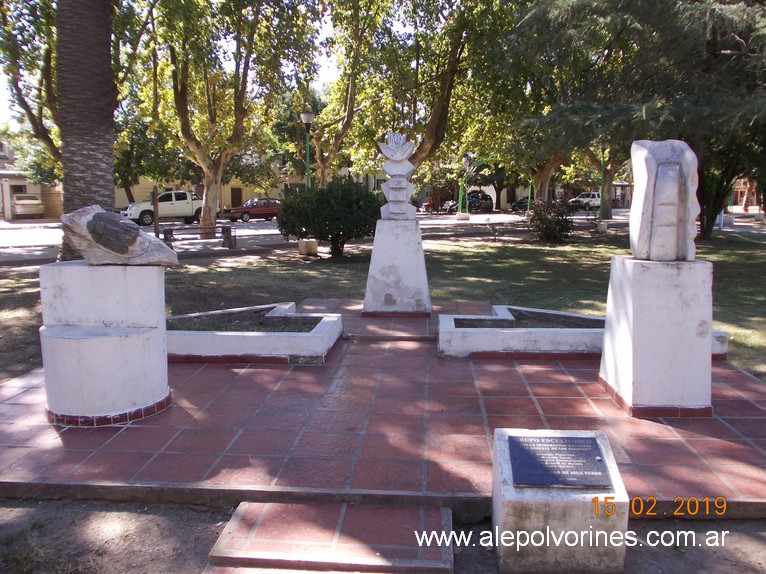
top-left (568, 191), bottom-right (601, 210)
top-left (11, 193), bottom-right (45, 218)
top-left (225, 197), bottom-right (281, 222)
top-left (467, 191), bottom-right (493, 213)
top-left (120, 190), bottom-right (204, 225)
top-left (510, 196), bottom-right (531, 212)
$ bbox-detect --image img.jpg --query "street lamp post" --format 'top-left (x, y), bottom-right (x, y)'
top-left (299, 109), bottom-right (315, 191)
top-left (599, 141), bottom-right (607, 220)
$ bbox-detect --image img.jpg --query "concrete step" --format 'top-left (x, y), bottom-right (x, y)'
top-left (207, 501), bottom-right (453, 573)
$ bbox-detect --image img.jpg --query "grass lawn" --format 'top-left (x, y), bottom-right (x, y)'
top-left (1, 225), bottom-right (764, 383)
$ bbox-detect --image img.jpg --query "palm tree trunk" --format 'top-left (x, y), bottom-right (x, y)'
top-left (57, 0), bottom-right (116, 259)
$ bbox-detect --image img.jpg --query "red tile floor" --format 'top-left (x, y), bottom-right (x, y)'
top-left (1, 299), bottom-right (765, 519)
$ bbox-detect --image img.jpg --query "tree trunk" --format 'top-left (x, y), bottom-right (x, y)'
top-left (531, 153), bottom-right (564, 201)
top-left (409, 26), bottom-right (466, 169)
top-left (199, 158), bottom-right (226, 239)
top-left (602, 170), bottom-right (614, 219)
top-left (584, 147), bottom-right (613, 219)
top-left (56, 0), bottom-right (116, 260)
top-left (313, 68), bottom-right (359, 186)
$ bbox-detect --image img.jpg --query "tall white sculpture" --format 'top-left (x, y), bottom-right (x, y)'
top-left (363, 133), bottom-right (432, 316)
top-left (378, 133), bottom-right (418, 220)
top-left (599, 140), bottom-right (712, 417)
top-left (629, 140), bottom-right (699, 261)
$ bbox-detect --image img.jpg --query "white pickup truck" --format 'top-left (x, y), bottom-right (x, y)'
top-left (120, 190), bottom-right (205, 226)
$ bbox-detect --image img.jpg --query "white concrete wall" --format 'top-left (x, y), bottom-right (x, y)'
top-left (40, 261), bottom-right (166, 328)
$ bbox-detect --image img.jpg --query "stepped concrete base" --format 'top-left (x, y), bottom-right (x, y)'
top-left (208, 502), bottom-right (453, 573)
top-left (363, 219), bottom-right (432, 316)
top-left (39, 262), bottom-right (169, 425)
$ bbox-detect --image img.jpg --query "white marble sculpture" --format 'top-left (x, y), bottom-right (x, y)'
top-left (363, 132), bottom-right (431, 314)
top-left (379, 132), bottom-right (417, 220)
top-left (630, 140), bottom-right (699, 261)
top-left (61, 204), bottom-right (178, 266)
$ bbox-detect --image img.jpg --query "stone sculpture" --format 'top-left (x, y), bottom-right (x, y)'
top-left (629, 140), bottom-right (699, 261)
top-left (378, 132), bottom-right (417, 220)
top-left (599, 139), bottom-right (712, 416)
top-left (363, 132), bottom-right (431, 314)
top-left (61, 204), bottom-right (178, 266)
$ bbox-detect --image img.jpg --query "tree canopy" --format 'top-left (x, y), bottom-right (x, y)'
top-left (2, 0), bottom-right (765, 240)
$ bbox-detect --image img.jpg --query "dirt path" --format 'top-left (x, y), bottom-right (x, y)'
top-left (2, 500), bottom-right (765, 573)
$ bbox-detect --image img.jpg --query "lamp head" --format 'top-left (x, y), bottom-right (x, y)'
top-left (300, 109), bottom-right (316, 129)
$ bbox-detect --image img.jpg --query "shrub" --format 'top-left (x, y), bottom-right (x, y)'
top-left (277, 178), bottom-right (381, 257)
top-left (527, 199), bottom-right (575, 242)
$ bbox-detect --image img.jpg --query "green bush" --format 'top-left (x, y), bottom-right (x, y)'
top-left (527, 199), bottom-right (575, 242)
top-left (277, 178), bottom-right (381, 257)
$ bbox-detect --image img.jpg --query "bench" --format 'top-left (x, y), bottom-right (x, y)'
top-left (162, 225), bottom-right (237, 250)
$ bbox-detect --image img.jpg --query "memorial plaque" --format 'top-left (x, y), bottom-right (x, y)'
top-left (508, 435), bottom-right (612, 488)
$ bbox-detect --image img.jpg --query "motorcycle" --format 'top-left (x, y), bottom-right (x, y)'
top-left (441, 199), bottom-right (458, 214)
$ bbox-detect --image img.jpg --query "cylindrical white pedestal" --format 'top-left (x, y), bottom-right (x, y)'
top-left (39, 261), bottom-right (170, 426)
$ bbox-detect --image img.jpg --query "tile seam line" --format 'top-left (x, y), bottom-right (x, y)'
top-left (558, 362), bottom-right (606, 416)
top-left (660, 415), bottom-right (747, 500)
top-left (515, 359), bottom-right (550, 430)
top-left (200, 360), bottom-right (296, 483)
top-left (466, 357), bottom-right (493, 455)
top-left (265, 342), bottom-right (356, 487)
top-left (342, 359), bottom-right (384, 491)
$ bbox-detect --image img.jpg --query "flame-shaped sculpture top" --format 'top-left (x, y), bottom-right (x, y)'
top-left (387, 133), bottom-right (406, 147)
top-left (379, 132), bottom-right (415, 162)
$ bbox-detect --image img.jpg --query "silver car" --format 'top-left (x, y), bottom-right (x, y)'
top-left (568, 192), bottom-right (601, 210)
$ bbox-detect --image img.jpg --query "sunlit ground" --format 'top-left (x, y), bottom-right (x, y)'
top-left (1, 227), bottom-right (764, 382)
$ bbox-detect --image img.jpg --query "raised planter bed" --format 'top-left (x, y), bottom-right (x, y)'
top-left (166, 303), bottom-right (342, 364)
top-left (438, 305), bottom-right (728, 359)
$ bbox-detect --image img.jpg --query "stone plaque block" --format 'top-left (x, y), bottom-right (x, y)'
top-left (493, 429), bottom-right (628, 573)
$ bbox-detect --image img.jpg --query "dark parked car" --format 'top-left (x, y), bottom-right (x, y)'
top-left (467, 191), bottom-right (493, 213)
top-left (226, 197), bottom-right (281, 222)
top-left (510, 196), bottom-right (531, 212)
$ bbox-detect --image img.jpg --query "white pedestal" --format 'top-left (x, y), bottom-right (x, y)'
top-left (40, 261), bottom-right (166, 328)
top-left (298, 238), bottom-right (318, 256)
top-left (493, 429), bottom-right (628, 573)
top-left (599, 256), bottom-right (712, 416)
top-left (39, 261), bottom-right (170, 425)
top-left (363, 219), bottom-right (431, 315)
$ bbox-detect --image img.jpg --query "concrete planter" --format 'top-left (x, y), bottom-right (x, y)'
top-left (438, 305), bottom-right (728, 358)
top-left (167, 303), bottom-right (342, 364)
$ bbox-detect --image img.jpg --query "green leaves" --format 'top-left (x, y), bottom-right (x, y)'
top-left (277, 178), bottom-right (381, 257)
